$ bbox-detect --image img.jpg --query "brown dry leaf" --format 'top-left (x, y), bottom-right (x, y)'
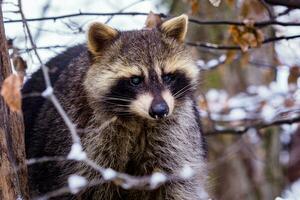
top-left (228, 25), bottom-right (264, 52)
top-left (288, 66), bottom-right (300, 84)
top-left (1, 74), bottom-right (23, 112)
top-left (242, 32), bottom-right (257, 47)
top-left (255, 29), bottom-right (264, 47)
top-left (13, 56), bottom-right (27, 74)
top-left (145, 11), bottom-right (162, 29)
top-left (229, 26), bottom-right (249, 52)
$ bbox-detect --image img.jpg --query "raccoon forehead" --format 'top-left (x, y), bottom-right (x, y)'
top-left (161, 55), bottom-right (199, 82)
top-left (103, 62), bottom-right (145, 78)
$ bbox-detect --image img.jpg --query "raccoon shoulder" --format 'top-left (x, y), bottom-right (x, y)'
top-left (22, 45), bottom-right (86, 134)
top-left (22, 45), bottom-right (91, 155)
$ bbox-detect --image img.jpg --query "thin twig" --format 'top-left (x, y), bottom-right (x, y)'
top-left (206, 114), bottom-right (300, 135)
top-left (187, 34), bottom-right (300, 50)
top-left (17, 0), bottom-right (81, 145)
top-left (4, 11), bottom-right (300, 27)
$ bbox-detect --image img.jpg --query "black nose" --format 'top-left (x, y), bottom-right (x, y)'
top-left (149, 100), bottom-right (169, 119)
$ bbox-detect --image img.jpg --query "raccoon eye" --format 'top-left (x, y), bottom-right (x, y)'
top-left (162, 74), bottom-right (175, 83)
top-left (130, 76), bottom-right (143, 86)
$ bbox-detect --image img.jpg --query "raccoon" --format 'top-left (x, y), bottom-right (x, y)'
top-left (23, 14), bottom-right (208, 199)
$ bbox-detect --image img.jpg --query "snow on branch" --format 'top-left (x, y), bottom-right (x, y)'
top-left (200, 73), bottom-right (300, 135)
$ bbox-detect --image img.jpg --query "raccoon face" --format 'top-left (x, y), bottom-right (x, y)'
top-left (84, 14), bottom-right (199, 120)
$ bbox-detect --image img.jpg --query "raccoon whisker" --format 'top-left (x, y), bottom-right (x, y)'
top-left (172, 83), bottom-right (195, 97)
top-left (174, 85), bottom-right (196, 98)
top-left (174, 87), bottom-right (195, 98)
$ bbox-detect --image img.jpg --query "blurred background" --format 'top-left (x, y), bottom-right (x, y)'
top-left (2, 0), bottom-right (300, 199)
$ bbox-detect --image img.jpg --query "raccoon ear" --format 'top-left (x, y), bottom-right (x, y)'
top-left (87, 22), bottom-right (118, 54)
top-left (159, 14), bottom-right (188, 42)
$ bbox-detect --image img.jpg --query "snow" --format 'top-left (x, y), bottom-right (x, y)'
top-left (67, 143), bottom-right (87, 161)
top-left (275, 66), bottom-right (290, 93)
top-left (41, 86), bottom-right (53, 98)
top-left (120, 183), bottom-right (131, 189)
top-left (179, 165), bottom-right (195, 179)
top-left (269, 95), bottom-right (285, 108)
top-left (279, 150), bottom-right (290, 165)
top-left (261, 104), bottom-right (277, 123)
top-left (257, 85), bottom-right (272, 99)
top-left (102, 168), bottom-right (117, 181)
top-left (279, 178), bottom-right (300, 200)
top-left (247, 85), bottom-right (257, 94)
top-left (206, 89), bottom-right (220, 102)
top-left (16, 196), bottom-right (23, 200)
top-left (206, 59), bottom-right (219, 68)
top-left (209, 0), bottom-right (221, 7)
top-left (206, 89), bottom-right (228, 113)
top-left (150, 172), bottom-right (167, 188)
top-left (68, 174), bottom-right (87, 194)
top-left (228, 108), bottom-right (247, 121)
top-left (247, 128), bottom-right (260, 144)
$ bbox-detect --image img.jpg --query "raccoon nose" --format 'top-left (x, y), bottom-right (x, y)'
top-left (149, 100), bottom-right (169, 119)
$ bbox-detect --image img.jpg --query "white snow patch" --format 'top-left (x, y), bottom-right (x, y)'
top-left (206, 59), bottom-right (219, 68)
top-left (280, 178), bottom-right (300, 200)
top-left (279, 150), bottom-right (290, 165)
top-left (206, 89), bottom-right (220, 102)
top-left (102, 168), bottom-right (117, 181)
top-left (228, 108), bottom-right (247, 120)
top-left (261, 104), bottom-right (276, 123)
top-left (16, 196), bottom-right (23, 200)
top-left (247, 85), bottom-right (257, 94)
top-left (257, 85), bottom-right (271, 99)
top-left (179, 165), bottom-right (195, 179)
top-left (247, 128), bottom-right (260, 144)
top-left (209, 0), bottom-right (221, 7)
top-left (276, 66), bottom-right (290, 93)
top-left (41, 87), bottom-right (53, 98)
top-left (150, 172), bottom-right (167, 188)
top-left (67, 143), bottom-right (87, 161)
top-left (68, 174), bottom-right (87, 194)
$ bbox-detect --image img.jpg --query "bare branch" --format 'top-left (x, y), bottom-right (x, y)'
top-left (4, 12), bottom-right (300, 27)
top-left (206, 113), bottom-right (300, 135)
top-left (187, 34), bottom-right (300, 51)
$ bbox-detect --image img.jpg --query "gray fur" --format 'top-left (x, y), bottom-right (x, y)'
top-left (24, 26), bottom-right (207, 199)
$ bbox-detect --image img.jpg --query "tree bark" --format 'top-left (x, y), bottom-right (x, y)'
top-left (0, 3), bottom-right (29, 200)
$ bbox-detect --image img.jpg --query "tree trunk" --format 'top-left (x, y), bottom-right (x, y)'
top-left (0, 3), bottom-right (29, 200)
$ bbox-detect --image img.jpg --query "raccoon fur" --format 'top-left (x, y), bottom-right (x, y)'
top-left (23, 14), bottom-right (208, 199)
